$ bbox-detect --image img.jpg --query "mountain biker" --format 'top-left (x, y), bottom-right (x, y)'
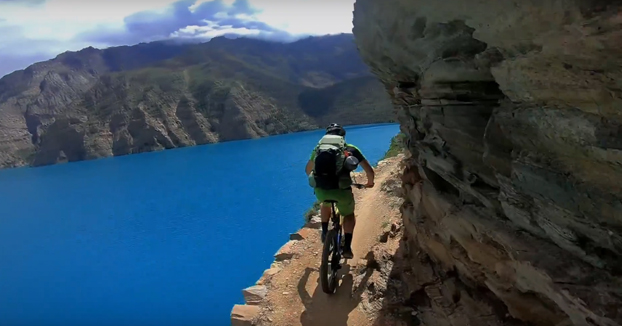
top-left (305, 123), bottom-right (375, 259)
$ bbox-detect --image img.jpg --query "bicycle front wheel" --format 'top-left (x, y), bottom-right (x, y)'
top-left (319, 229), bottom-right (338, 294)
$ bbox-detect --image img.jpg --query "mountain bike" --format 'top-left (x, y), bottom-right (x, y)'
top-left (319, 183), bottom-right (368, 294)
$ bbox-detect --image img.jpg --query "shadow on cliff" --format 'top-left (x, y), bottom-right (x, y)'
top-left (366, 233), bottom-right (450, 326)
top-left (369, 236), bottom-right (417, 326)
top-left (297, 264), bottom-right (373, 326)
top-left (368, 232), bottom-right (533, 326)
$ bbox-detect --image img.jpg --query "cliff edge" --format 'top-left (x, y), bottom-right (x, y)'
top-left (231, 155), bottom-right (406, 326)
top-left (351, 1), bottom-right (622, 326)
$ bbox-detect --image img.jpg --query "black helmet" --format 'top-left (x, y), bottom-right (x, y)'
top-left (325, 123), bottom-right (345, 137)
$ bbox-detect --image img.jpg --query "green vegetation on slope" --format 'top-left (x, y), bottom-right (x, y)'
top-left (382, 132), bottom-right (407, 160)
top-left (298, 76), bottom-right (395, 125)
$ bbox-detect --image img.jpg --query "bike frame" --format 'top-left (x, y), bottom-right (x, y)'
top-left (328, 183), bottom-right (366, 255)
top-left (328, 201), bottom-right (344, 276)
top-left (330, 202), bottom-right (343, 255)
top-left (319, 182), bottom-right (368, 294)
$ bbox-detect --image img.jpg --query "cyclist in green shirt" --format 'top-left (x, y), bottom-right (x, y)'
top-left (305, 123), bottom-right (375, 259)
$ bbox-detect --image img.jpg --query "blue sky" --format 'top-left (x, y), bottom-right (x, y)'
top-left (0, 0), bottom-right (355, 77)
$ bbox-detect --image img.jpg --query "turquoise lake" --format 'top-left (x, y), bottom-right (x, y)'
top-left (0, 123), bottom-right (400, 326)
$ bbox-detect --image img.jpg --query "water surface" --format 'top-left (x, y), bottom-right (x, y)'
top-left (0, 123), bottom-right (400, 326)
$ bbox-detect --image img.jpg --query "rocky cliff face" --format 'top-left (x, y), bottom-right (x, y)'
top-left (353, 0), bottom-right (622, 325)
top-left (0, 34), bottom-right (394, 169)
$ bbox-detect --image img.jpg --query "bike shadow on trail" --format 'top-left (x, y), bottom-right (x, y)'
top-left (297, 263), bottom-right (374, 326)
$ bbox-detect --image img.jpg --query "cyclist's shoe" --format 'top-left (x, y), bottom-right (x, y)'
top-left (321, 230), bottom-right (327, 243)
top-left (342, 247), bottom-right (354, 259)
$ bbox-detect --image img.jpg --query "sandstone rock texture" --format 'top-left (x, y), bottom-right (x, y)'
top-left (353, 1), bottom-right (622, 325)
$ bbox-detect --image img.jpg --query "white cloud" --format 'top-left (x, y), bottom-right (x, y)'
top-left (251, 0), bottom-right (355, 35)
top-left (0, 0), bottom-right (355, 77)
top-left (171, 24), bottom-right (261, 39)
top-left (190, 0), bottom-right (236, 12)
top-left (0, 0), bottom-right (177, 39)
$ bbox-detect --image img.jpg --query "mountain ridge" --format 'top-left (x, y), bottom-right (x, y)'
top-left (0, 33), bottom-right (395, 169)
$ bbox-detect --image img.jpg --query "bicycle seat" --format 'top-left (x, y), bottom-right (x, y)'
top-left (323, 200), bottom-right (338, 203)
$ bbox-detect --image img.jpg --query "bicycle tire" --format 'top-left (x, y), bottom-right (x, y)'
top-left (320, 229), bottom-right (338, 294)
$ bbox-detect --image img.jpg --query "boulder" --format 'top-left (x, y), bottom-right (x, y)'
top-left (380, 178), bottom-right (401, 195)
top-left (242, 285), bottom-right (268, 305)
top-left (289, 228), bottom-right (315, 241)
top-left (379, 230), bottom-right (390, 243)
top-left (389, 221), bottom-right (402, 238)
top-left (306, 215), bottom-right (322, 229)
top-left (231, 304), bottom-right (260, 326)
top-left (274, 240), bottom-right (298, 261)
top-left (256, 267), bottom-right (281, 285)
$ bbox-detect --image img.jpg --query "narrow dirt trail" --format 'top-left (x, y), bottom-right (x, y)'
top-left (256, 157), bottom-right (403, 326)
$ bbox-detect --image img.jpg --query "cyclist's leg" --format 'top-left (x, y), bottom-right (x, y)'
top-left (334, 188), bottom-right (355, 232)
top-left (334, 188), bottom-right (355, 258)
top-left (314, 188), bottom-right (334, 242)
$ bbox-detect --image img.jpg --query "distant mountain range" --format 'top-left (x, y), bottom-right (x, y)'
top-left (0, 34), bottom-right (395, 168)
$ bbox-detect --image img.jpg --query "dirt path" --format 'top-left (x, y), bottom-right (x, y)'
top-left (255, 156), bottom-right (404, 326)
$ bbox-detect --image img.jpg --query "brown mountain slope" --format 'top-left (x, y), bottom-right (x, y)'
top-left (0, 34), bottom-right (394, 169)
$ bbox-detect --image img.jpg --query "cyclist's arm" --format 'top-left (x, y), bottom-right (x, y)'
top-left (305, 160), bottom-right (314, 175)
top-left (347, 144), bottom-right (375, 187)
top-left (306, 147), bottom-right (317, 175)
top-left (360, 159), bottom-right (375, 187)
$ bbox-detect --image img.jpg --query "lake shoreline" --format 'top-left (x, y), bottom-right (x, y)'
top-left (0, 122), bottom-right (400, 172)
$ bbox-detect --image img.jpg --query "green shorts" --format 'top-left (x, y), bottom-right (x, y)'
top-left (314, 188), bottom-right (355, 216)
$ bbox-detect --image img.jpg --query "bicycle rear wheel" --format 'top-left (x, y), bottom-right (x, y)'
top-left (319, 229), bottom-right (339, 294)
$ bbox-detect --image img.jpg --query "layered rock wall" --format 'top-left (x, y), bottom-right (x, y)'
top-left (352, 1), bottom-right (622, 325)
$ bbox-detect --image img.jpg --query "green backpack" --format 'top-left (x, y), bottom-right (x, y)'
top-left (308, 134), bottom-right (352, 190)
